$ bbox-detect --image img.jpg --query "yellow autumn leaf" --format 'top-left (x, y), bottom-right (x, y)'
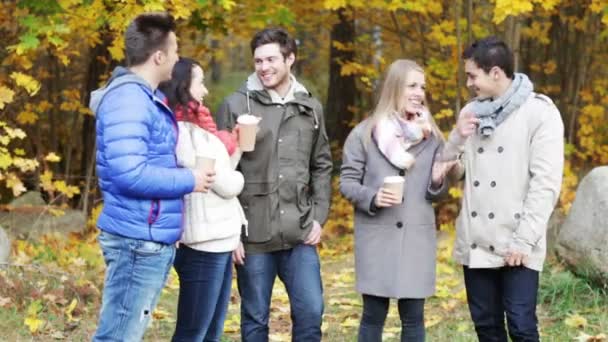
top-left (565, 313), bottom-right (588, 329)
top-left (49, 208), bottom-right (65, 217)
top-left (13, 148), bottom-right (25, 156)
top-left (24, 316), bottom-right (45, 333)
top-left (449, 186), bottom-right (462, 199)
top-left (54, 180), bottom-right (80, 198)
top-left (0, 86), bottom-right (15, 109)
top-left (45, 152), bottom-right (62, 162)
top-left (0, 152), bottom-right (12, 169)
top-left (65, 298), bottom-right (79, 322)
top-left (4, 126), bottom-right (27, 139)
top-left (40, 170), bottom-right (55, 191)
top-left (16, 111), bottom-right (39, 125)
top-left (10, 72), bottom-right (41, 96)
top-left (108, 38), bottom-right (125, 61)
top-left (7, 173), bottom-right (26, 196)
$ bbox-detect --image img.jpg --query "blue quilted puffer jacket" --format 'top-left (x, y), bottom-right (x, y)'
top-left (90, 67), bottom-right (195, 244)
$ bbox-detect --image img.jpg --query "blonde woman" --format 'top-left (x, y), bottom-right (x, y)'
top-left (340, 59), bottom-right (456, 341)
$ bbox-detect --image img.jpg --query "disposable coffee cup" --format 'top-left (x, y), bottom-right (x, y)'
top-left (195, 156), bottom-right (215, 172)
top-left (237, 114), bottom-right (260, 152)
top-left (382, 176), bottom-right (405, 204)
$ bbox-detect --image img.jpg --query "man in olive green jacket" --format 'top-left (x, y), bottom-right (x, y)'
top-left (216, 28), bottom-right (332, 341)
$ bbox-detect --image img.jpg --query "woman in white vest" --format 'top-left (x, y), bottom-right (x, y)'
top-left (160, 57), bottom-right (247, 342)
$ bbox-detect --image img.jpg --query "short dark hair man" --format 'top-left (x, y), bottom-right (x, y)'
top-left (445, 36), bottom-right (564, 341)
top-left (90, 12), bottom-right (213, 341)
top-left (216, 28), bottom-right (333, 341)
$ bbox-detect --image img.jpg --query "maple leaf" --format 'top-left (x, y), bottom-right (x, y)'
top-left (10, 72), bottom-right (41, 96)
top-left (0, 86), bottom-right (15, 109)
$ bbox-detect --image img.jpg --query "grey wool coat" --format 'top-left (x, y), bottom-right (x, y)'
top-left (340, 119), bottom-right (447, 299)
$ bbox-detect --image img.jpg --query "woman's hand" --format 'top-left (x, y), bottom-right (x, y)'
top-left (431, 160), bottom-right (459, 187)
top-left (374, 188), bottom-right (402, 207)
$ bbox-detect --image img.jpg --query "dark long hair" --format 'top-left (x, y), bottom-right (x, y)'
top-left (159, 57), bottom-right (200, 117)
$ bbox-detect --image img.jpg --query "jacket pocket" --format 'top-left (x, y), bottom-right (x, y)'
top-left (296, 182), bottom-right (314, 230)
top-left (241, 194), bottom-right (272, 243)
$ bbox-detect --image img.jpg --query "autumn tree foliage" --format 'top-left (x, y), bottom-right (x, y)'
top-left (0, 0), bottom-right (606, 216)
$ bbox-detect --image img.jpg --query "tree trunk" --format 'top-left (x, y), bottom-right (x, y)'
top-left (209, 39), bottom-right (222, 84)
top-left (456, 0), bottom-right (462, 115)
top-left (79, 30), bottom-right (115, 211)
top-left (326, 7), bottom-right (358, 145)
top-left (504, 16), bottom-right (521, 72)
top-left (466, 0), bottom-right (473, 44)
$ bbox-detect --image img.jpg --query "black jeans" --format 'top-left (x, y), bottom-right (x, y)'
top-left (463, 266), bottom-right (540, 342)
top-left (358, 294), bottom-right (425, 342)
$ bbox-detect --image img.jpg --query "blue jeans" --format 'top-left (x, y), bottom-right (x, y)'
top-left (93, 231), bottom-right (176, 342)
top-left (172, 245), bottom-right (232, 342)
top-left (236, 244), bottom-right (324, 342)
top-left (463, 266), bottom-right (540, 342)
top-left (358, 294), bottom-right (425, 342)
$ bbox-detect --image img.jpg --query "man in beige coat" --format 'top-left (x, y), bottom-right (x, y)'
top-left (444, 36), bottom-right (564, 341)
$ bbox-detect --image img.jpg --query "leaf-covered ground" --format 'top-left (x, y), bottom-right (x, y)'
top-left (1, 190), bottom-right (607, 341)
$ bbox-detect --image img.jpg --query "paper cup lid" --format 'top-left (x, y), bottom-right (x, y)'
top-left (237, 114), bottom-right (260, 125)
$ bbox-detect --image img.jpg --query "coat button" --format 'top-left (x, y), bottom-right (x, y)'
top-left (489, 245), bottom-right (495, 252)
top-left (396, 221), bottom-right (403, 228)
top-left (498, 146), bottom-right (504, 153)
top-left (471, 211), bottom-right (477, 217)
top-left (514, 213), bottom-right (521, 219)
top-left (490, 181), bottom-right (496, 187)
top-left (471, 243), bottom-right (477, 249)
top-left (399, 170), bottom-right (405, 176)
top-left (473, 180), bottom-right (480, 187)
top-left (488, 212), bottom-right (495, 219)
top-left (477, 147), bottom-right (484, 154)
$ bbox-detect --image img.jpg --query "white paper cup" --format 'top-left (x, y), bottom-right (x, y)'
top-left (237, 114), bottom-right (260, 152)
top-left (195, 156), bottom-right (215, 172)
top-left (382, 176), bottom-right (405, 204)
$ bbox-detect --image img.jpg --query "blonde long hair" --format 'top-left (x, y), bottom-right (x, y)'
top-left (364, 59), bottom-right (443, 147)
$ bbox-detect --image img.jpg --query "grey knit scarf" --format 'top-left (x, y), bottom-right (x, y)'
top-left (470, 73), bottom-right (533, 137)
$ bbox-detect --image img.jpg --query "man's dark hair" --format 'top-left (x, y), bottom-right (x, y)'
top-left (250, 28), bottom-right (297, 59)
top-left (158, 57), bottom-right (199, 114)
top-left (125, 12), bottom-right (176, 66)
top-left (463, 36), bottom-right (514, 79)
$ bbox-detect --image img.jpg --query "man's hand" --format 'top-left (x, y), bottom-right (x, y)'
top-left (504, 251), bottom-right (528, 267)
top-left (193, 169), bottom-right (216, 193)
top-left (374, 188), bottom-right (401, 208)
top-left (304, 220), bottom-right (322, 245)
top-left (455, 110), bottom-right (480, 139)
top-left (232, 242), bottom-right (245, 265)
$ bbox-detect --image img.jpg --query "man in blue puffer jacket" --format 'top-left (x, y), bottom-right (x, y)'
top-left (89, 12), bottom-right (214, 341)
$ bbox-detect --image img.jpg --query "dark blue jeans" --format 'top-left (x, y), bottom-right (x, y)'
top-left (236, 244), bottom-right (324, 342)
top-left (358, 294), bottom-right (425, 342)
top-left (172, 245), bottom-right (232, 342)
top-left (463, 266), bottom-right (540, 342)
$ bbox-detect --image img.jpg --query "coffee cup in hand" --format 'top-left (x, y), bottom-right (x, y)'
top-left (382, 176), bottom-right (405, 204)
top-left (237, 114), bottom-right (261, 152)
top-left (196, 156), bottom-right (215, 172)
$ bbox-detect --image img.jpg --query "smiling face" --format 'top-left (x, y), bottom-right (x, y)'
top-left (253, 43), bottom-right (294, 91)
top-left (398, 69), bottom-right (426, 115)
top-left (189, 65), bottom-right (208, 104)
top-left (465, 58), bottom-right (502, 99)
